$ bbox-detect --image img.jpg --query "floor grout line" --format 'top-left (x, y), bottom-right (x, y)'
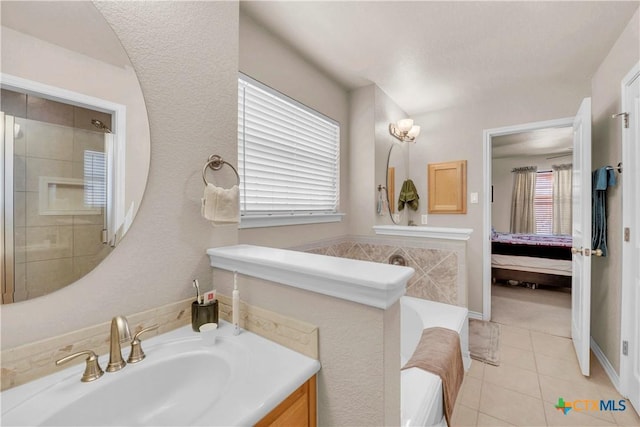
top-left (476, 289), bottom-right (634, 427)
top-left (477, 364), bottom-right (485, 426)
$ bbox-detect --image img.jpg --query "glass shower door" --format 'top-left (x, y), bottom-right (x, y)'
top-left (1, 112), bottom-right (16, 303)
top-left (1, 112), bottom-right (111, 303)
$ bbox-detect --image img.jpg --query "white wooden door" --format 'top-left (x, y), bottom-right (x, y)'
top-left (621, 65), bottom-right (640, 415)
top-left (571, 97), bottom-right (592, 376)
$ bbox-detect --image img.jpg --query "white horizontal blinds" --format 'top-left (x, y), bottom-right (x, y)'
top-left (83, 150), bottom-right (106, 207)
top-left (534, 171), bottom-right (553, 234)
top-left (238, 74), bottom-right (340, 215)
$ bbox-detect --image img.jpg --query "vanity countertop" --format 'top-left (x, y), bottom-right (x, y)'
top-left (1, 321), bottom-right (320, 426)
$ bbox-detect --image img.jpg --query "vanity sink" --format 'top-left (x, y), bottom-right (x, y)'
top-left (1, 322), bottom-right (320, 426)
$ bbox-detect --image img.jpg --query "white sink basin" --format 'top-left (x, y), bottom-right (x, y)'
top-left (1, 322), bottom-right (320, 426)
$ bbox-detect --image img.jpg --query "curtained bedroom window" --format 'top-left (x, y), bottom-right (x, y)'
top-left (552, 164), bottom-right (572, 235)
top-left (510, 166), bottom-right (537, 234)
top-left (511, 165), bottom-right (572, 235)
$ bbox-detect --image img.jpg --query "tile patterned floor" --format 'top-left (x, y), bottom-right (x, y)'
top-left (451, 324), bottom-right (640, 426)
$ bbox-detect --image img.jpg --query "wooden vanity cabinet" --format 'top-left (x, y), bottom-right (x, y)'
top-left (256, 375), bottom-right (317, 427)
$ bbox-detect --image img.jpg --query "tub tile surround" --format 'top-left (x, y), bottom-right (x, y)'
top-left (1, 295), bottom-right (318, 391)
top-left (294, 235), bottom-right (467, 306)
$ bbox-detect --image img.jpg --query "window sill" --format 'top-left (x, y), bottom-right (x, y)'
top-left (239, 213), bottom-right (345, 229)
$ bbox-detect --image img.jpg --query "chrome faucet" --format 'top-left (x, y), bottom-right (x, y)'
top-left (106, 315), bottom-right (131, 372)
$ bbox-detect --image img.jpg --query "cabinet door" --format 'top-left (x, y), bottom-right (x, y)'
top-left (428, 160), bottom-right (467, 214)
top-left (256, 375), bottom-right (317, 427)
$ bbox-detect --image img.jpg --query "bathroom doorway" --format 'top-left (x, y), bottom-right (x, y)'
top-left (483, 98), bottom-right (595, 378)
top-left (489, 124), bottom-right (573, 337)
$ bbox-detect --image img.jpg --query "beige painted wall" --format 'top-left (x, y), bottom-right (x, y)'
top-left (237, 11), bottom-right (350, 248)
top-left (1, 1), bottom-right (240, 350)
top-left (349, 85), bottom-right (376, 235)
top-left (492, 154), bottom-right (566, 233)
top-left (590, 8), bottom-right (639, 374)
top-left (410, 84), bottom-right (590, 314)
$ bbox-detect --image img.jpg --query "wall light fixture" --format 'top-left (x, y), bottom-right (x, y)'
top-left (389, 119), bottom-right (420, 142)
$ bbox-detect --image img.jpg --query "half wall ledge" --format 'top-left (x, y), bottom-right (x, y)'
top-left (207, 244), bottom-right (414, 309)
top-left (373, 225), bottom-right (473, 241)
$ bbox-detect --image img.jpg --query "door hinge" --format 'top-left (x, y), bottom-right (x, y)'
top-left (623, 340), bottom-right (629, 356)
top-left (624, 227), bottom-right (630, 242)
top-left (612, 112), bottom-right (629, 128)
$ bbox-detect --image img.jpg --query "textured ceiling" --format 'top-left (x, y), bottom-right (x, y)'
top-left (492, 126), bottom-right (573, 159)
top-left (242, 1), bottom-right (639, 115)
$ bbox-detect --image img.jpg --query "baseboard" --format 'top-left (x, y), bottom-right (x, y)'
top-left (468, 311), bottom-right (484, 320)
top-left (590, 336), bottom-right (621, 393)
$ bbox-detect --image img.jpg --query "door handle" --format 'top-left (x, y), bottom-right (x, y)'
top-left (571, 247), bottom-right (599, 256)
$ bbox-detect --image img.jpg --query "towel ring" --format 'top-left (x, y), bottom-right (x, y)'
top-left (202, 155), bottom-right (240, 186)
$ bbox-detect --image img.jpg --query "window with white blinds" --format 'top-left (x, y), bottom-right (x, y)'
top-left (534, 171), bottom-right (553, 234)
top-left (238, 74), bottom-right (340, 222)
top-left (83, 150), bottom-right (106, 208)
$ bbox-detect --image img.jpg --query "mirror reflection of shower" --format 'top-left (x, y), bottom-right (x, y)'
top-left (1, 89), bottom-right (114, 303)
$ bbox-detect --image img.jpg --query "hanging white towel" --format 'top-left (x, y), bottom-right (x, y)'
top-left (201, 183), bottom-right (240, 224)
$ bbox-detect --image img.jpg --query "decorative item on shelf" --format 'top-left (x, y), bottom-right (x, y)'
top-left (389, 118), bottom-right (421, 143)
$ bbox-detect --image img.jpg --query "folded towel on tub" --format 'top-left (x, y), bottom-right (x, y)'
top-left (402, 327), bottom-right (464, 427)
top-left (201, 183), bottom-right (240, 224)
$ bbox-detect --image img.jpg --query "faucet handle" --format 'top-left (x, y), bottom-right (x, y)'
top-left (127, 324), bottom-right (159, 364)
top-left (56, 350), bottom-right (104, 382)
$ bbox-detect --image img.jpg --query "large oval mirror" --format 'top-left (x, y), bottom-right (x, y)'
top-left (1, 1), bottom-right (150, 303)
top-left (386, 142), bottom-right (408, 225)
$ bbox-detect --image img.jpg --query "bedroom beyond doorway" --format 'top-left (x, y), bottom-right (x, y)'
top-left (489, 123), bottom-right (574, 336)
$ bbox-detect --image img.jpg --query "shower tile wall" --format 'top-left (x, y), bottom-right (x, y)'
top-left (2, 90), bottom-right (113, 301)
top-left (296, 236), bottom-right (466, 306)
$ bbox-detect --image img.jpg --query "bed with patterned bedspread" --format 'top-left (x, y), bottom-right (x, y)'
top-left (491, 232), bottom-right (573, 288)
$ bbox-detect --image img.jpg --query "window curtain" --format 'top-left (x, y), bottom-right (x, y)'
top-left (510, 166), bottom-right (537, 234)
top-left (552, 164), bottom-right (572, 235)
